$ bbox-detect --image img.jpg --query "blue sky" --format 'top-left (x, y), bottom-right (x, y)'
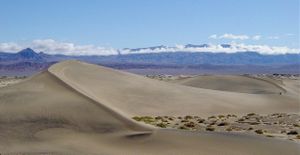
top-left (0, 0), bottom-right (299, 55)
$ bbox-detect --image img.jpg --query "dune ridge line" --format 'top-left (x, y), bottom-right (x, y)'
top-left (48, 60), bottom-right (153, 132)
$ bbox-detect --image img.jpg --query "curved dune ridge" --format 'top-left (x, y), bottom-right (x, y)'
top-left (172, 75), bottom-right (286, 94)
top-left (0, 60), bottom-right (299, 155)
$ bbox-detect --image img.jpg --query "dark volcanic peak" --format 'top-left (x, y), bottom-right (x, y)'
top-left (18, 48), bottom-right (39, 58)
top-left (17, 48), bottom-right (43, 61)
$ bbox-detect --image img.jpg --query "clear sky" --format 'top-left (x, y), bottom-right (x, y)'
top-left (0, 0), bottom-right (299, 54)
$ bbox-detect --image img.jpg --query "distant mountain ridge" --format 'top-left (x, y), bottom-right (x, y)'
top-left (0, 47), bottom-right (299, 75)
top-left (0, 48), bottom-right (45, 64)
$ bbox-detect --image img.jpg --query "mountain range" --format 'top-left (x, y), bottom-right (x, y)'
top-left (0, 46), bottom-right (299, 75)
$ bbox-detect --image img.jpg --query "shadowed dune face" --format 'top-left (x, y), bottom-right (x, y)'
top-left (0, 60), bottom-right (299, 155)
top-left (172, 75), bottom-right (285, 94)
top-left (0, 71), bottom-right (140, 135)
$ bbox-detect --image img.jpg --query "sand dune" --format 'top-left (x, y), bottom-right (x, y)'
top-left (171, 75), bottom-right (286, 94)
top-left (49, 60), bottom-right (299, 116)
top-left (0, 60), bottom-right (299, 154)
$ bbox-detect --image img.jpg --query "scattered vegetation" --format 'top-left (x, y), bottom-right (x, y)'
top-left (132, 116), bottom-right (155, 124)
top-left (132, 113), bottom-right (300, 141)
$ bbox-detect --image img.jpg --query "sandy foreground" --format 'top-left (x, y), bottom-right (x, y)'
top-left (0, 60), bottom-right (299, 155)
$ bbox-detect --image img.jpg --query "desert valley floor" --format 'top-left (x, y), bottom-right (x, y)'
top-left (0, 60), bottom-right (299, 155)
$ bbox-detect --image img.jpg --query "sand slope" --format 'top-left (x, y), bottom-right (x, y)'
top-left (49, 60), bottom-right (299, 116)
top-left (172, 75), bottom-right (286, 94)
top-left (0, 60), bottom-right (299, 155)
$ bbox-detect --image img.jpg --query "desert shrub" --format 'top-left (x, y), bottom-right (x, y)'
top-left (197, 118), bottom-right (205, 123)
top-left (232, 114), bottom-right (237, 117)
top-left (287, 130), bottom-right (298, 135)
top-left (206, 127), bottom-right (215, 131)
top-left (237, 118), bottom-right (244, 122)
top-left (208, 116), bottom-right (216, 119)
top-left (248, 127), bottom-right (253, 130)
top-left (156, 123), bottom-right (167, 128)
top-left (143, 116), bottom-right (154, 120)
top-left (184, 115), bottom-right (193, 120)
top-left (133, 116), bottom-right (155, 124)
top-left (178, 126), bottom-right (189, 130)
top-left (161, 119), bottom-right (168, 122)
top-left (218, 115), bottom-right (225, 119)
top-left (132, 116), bottom-right (142, 121)
top-left (209, 121), bottom-right (216, 125)
top-left (227, 114), bottom-right (237, 118)
top-left (155, 116), bottom-right (163, 120)
top-left (255, 129), bottom-right (264, 134)
top-left (293, 123), bottom-right (300, 127)
top-left (226, 127), bottom-right (232, 132)
top-left (281, 130), bottom-right (286, 133)
top-left (247, 113), bottom-right (256, 116)
top-left (217, 122), bottom-right (229, 126)
top-left (184, 122), bottom-right (195, 128)
top-left (168, 117), bottom-right (174, 121)
top-left (181, 119), bottom-right (189, 123)
top-left (249, 122), bottom-right (260, 125)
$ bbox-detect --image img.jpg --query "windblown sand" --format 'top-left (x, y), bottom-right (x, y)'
top-left (0, 60), bottom-right (299, 155)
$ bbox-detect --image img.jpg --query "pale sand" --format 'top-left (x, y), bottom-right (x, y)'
top-left (0, 60), bottom-right (299, 155)
top-left (170, 75), bottom-right (287, 94)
